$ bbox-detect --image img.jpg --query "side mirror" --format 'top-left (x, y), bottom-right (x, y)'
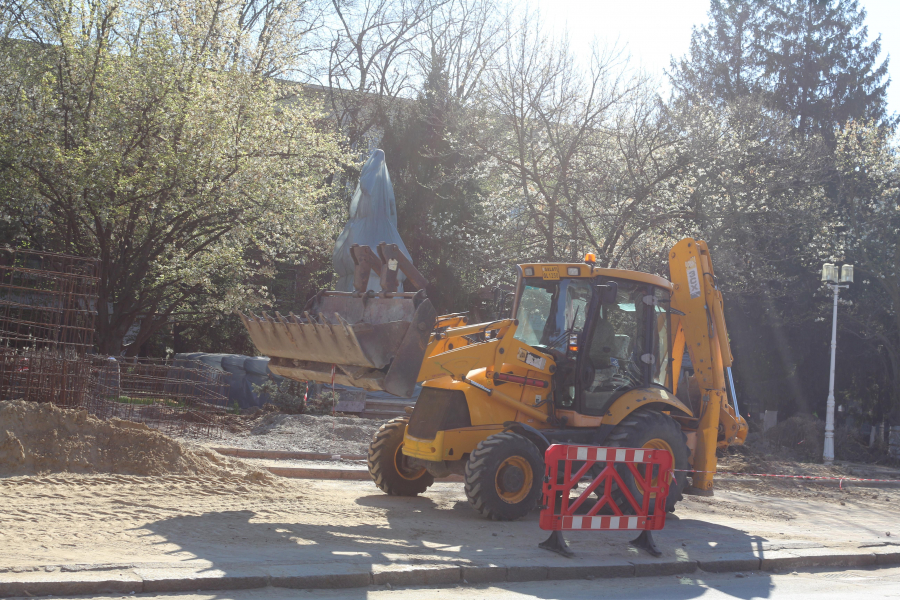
top-left (595, 281), bottom-right (618, 305)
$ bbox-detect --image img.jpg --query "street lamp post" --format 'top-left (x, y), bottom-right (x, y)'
top-left (821, 263), bottom-right (853, 465)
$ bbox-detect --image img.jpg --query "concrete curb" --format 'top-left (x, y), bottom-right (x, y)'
top-left (2, 547), bottom-right (898, 597)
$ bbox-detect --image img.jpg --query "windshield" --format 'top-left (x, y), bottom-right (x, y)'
top-left (514, 278), bottom-right (592, 352)
top-left (513, 275), bottom-right (670, 414)
top-left (582, 280), bottom-right (670, 413)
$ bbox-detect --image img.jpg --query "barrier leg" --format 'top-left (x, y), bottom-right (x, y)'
top-left (629, 530), bottom-right (662, 557)
top-left (539, 530), bottom-right (574, 558)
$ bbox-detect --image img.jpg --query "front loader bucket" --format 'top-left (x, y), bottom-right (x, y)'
top-left (239, 243), bottom-right (435, 398)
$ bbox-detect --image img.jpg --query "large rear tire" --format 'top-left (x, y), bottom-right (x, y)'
top-left (464, 432), bottom-right (544, 521)
top-left (368, 417), bottom-right (434, 496)
top-left (606, 409), bottom-right (689, 513)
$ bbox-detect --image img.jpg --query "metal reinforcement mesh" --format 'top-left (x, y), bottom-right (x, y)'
top-left (0, 349), bottom-right (93, 407)
top-left (0, 248), bottom-right (98, 354)
top-left (0, 249), bottom-right (100, 410)
top-left (86, 356), bottom-right (233, 438)
top-left (0, 249), bottom-right (233, 438)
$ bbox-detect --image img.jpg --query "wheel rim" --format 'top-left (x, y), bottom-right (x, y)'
top-left (495, 456), bottom-right (533, 504)
top-left (394, 443), bottom-right (426, 481)
top-left (637, 438), bottom-right (674, 496)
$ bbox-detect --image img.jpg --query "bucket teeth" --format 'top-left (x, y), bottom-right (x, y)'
top-left (335, 313), bottom-right (349, 334)
top-left (238, 293), bottom-right (436, 397)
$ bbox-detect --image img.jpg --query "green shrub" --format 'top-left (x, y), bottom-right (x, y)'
top-left (251, 380), bottom-right (307, 414)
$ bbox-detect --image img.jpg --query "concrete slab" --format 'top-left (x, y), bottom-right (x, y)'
top-left (874, 549), bottom-right (900, 565)
top-left (630, 558), bottom-right (698, 577)
top-left (506, 564), bottom-right (549, 582)
top-left (545, 559), bottom-right (635, 580)
top-left (696, 552), bottom-right (761, 573)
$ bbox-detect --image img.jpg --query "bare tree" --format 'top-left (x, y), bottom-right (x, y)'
top-left (468, 14), bottom-right (676, 266)
top-left (307, 0), bottom-right (448, 153)
top-left (417, 0), bottom-right (511, 105)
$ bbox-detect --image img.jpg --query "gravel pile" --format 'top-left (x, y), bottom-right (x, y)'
top-left (206, 412), bottom-right (388, 455)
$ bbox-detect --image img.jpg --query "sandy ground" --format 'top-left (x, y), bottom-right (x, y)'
top-left (238, 457), bottom-right (369, 470)
top-left (1, 471), bottom-right (897, 575)
top-left (2, 401), bottom-right (898, 578)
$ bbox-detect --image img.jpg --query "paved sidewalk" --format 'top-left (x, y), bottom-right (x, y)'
top-left (39, 566), bottom-right (900, 600)
top-left (1, 476), bottom-right (898, 596)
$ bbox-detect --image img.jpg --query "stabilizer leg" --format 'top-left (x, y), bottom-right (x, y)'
top-left (539, 530), bottom-right (574, 558)
top-left (630, 530), bottom-right (662, 557)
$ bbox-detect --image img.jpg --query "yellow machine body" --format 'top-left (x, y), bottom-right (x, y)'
top-left (398, 241), bottom-right (746, 491)
top-left (241, 238), bottom-right (748, 495)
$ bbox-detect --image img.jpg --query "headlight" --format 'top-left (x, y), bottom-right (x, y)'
top-left (567, 267), bottom-right (580, 276)
top-left (524, 267), bottom-right (534, 276)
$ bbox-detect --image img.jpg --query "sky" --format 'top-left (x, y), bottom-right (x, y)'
top-left (531, 0), bottom-right (900, 116)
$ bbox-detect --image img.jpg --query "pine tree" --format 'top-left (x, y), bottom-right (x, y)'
top-left (763, 0), bottom-right (891, 141)
top-left (671, 0), bottom-right (893, 140)
top-left (380, 54), bottom-right (488, 314)
top-left (669, 0), bottom-right (769, 103)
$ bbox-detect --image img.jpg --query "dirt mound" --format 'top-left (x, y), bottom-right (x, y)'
top-left (0, 400), bottom-right (273, 481)
top-left (732, 413), bottom-right (896, 466)
top-left (765, 415), bottom-right (824, 461)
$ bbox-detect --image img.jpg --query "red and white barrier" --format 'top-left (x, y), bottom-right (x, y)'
top-left (538, 444), bottom-right (672, 557)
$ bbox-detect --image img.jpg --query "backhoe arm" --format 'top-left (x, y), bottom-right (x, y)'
top-left (668, 239), bottom-right (747, 495)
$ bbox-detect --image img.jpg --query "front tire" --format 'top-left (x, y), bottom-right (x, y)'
top-left (464, 432), bottom-right (544, 521)
top-left (606, 409), bottom-right (689, 513)
top-left (368, 417), bottom-right (434, 496)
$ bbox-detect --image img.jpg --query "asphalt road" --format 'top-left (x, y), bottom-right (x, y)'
top-left (61, 565), bottom-right (900, 600)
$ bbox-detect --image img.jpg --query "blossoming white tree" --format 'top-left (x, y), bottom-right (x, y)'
top-left (0, 0), bottom-right (347, 354)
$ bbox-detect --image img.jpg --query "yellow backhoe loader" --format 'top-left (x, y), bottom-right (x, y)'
top-left (240, 239), bottom-right (748, 520)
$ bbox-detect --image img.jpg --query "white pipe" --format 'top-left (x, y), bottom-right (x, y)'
top-left (726, 366), bottom-right (740, 419)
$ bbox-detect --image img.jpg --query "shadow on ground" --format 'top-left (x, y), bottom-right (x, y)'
top-left (136, 482), bottom-right (777, 599)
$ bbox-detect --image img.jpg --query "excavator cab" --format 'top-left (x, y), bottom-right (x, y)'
top-left (512, 270), bottom-right (673, 418)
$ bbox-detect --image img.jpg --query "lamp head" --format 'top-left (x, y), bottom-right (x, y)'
top-left (840, 264), bottom-right (853, 283)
